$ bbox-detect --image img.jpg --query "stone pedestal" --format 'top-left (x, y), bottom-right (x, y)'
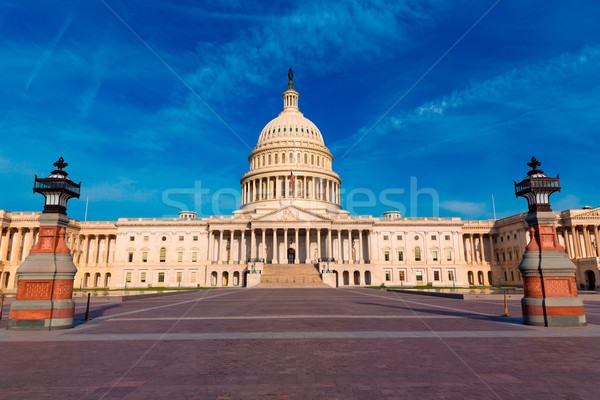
top-left (519, 212), bottom-right (586, 327)
top-left (247, 272), bottom-right (261, 287)
top-left (8, 213), bottom-right (77, 330)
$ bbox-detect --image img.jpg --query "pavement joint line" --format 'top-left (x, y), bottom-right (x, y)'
top-left (93, 288), bottom-right (248, 321)
top-left (386, 289), bottom-right (504, 399)
top-left (105, 314), bottom-right (467, 321)
top-left (1, 328), bottom-right (600, 342)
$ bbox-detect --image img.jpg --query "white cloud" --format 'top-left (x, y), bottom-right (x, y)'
top-left (440, 200), bottom-right (487, 217)
top-left (85, 177), bottom-right (158, 202)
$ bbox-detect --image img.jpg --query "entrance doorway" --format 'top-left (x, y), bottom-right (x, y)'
top-left (586, 270), bottom-right (596, 290)
top-left (287, 248), bottom-right (295, 264)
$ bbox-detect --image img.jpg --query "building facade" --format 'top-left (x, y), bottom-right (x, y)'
top-left (1, 77), bottom-right (599, 291)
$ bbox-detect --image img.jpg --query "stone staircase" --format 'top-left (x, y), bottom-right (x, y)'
top-left (255, 264), bottom-right (328, 288)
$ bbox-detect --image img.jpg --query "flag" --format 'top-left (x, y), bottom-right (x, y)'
top-left (290, 171), bottom-right (295, 183)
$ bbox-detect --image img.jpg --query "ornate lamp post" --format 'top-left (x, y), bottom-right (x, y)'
top-left (514, 157), bottom-right (585, 326)
top-left (8, 157), bottom-right (81, 330)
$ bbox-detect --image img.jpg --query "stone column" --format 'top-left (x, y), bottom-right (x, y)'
top-left (10, 228), bottom-right (22, 262)
top-left (207, 231), bottom-right (213, 262)
top-left (337, 230), bottom-right (342, 263)
top-left (21, 229), bottom-right (33, 261)
top-left (488, 235), bottom-right (495, 264)
top-left (367, 231), bottom-right (372, 263)
top-left (349, 230), bottom-right (354, 264)
top-left (594, 225), bottom-right (600, 257)
top-left (294, 229), bottom-right (299, 263)
top-left (583, 226), bottom-right (592, 258)
top-left (469, 234), bottom-right (475, 264)
top-left (260, 228), bottom-right (266, 261)
top-left (480, 234), bottom-right (486, 263)
top-left (562, 229), bottom-right (572, 258)
top-left (271, 228), bottom-right (277, 264)
top-left (317, 229), bottom-right (321, 261)
top-left (217, 230), bottom-right (223, 264)
top-left (359, 230), bottom-right (363, 263)
top-left (0, 228), bottom-right (10, 261)
top-left (93, 236), bottom-right (100, 266)
top-left (305, 228), bottom-right (310, 263)
top-left (570, 226), bottom-right (580, 258)
top-left (284, 229), bottom-right (288, 263)
top-left (250, 229), bottom-right (256, 260)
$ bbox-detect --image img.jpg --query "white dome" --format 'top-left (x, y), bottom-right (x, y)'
top-left (257, 110), bottom-right (325, 146)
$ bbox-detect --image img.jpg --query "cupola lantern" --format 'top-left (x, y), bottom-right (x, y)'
top-left (33, 157), bottom-right (81, 215)
top-left (514, 157), bottom-right (560, 212)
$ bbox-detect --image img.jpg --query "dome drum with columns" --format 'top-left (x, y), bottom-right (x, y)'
top-left (237, 69), bottom-right (344, 219)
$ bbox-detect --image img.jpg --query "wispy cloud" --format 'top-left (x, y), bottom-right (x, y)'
top-left (440, 200), bottom-right (488, 218)
top-left (85, 177), bottom-right (158, 202)
top-left (332, 44), bottom-right (600, 153)
top-left (24, 12), bottom-right (73, 94)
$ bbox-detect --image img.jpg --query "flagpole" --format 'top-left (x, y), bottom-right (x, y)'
top-left (492, 194), bottom-right (496, 221)
top-left (84, 196), bottom-right (89, 222)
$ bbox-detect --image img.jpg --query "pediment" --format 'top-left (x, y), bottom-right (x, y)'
top-left (253, 205), bottom-right (331, 223)
top-left (573, 207), bottom-right (600, 219)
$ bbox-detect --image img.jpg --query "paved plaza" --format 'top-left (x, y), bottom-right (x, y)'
top-left (2, 288), bottom-right (600, 399)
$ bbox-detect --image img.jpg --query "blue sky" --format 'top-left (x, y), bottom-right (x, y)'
top-left (1, 0), bottom-right (599, 221)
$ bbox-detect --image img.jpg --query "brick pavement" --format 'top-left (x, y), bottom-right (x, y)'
top-left (1, 288), bottom-right (599, 399)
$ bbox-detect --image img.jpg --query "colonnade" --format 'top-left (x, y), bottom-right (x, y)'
top-left (67, 234), bottom-right (116, 266)
top-left (207, 227), bottom-right (368, 265)
top-left (241, 175), bottom-right (341, 205)
top-left (557, 225), bottom-right (600, 259)
top-left (0, 227), bottom-right (38, 265)
top-left (462, 233), bottom-right (494, 264)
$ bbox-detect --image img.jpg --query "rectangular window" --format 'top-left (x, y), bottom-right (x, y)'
top-left (129, 236), bottom-right (135, 241)
top-left (511, 270), bottom-right (515, 281)
top-left (192, 251), bottom-right (197, 262)
top-left (158, 272), bottom-right (165, 283)
top-left (193, 236), bottom-right (198, 241)
top-left (144, 236), bottom-right (149, 241)
top-left (142, 252), bottom-right (148, 263)
top-left (126, 272), bottom-right (132, 283)
top-left (398, 251), bottom-right (404, 261)
top-left (446, 250), bottom-right (452, 261)
top-left (385, 270), bottom-right (391, 281)
top-left (433, 270), bottom-right (440, 281)
top-left (448, 270), bottom-right (454, 281)
top-left (397, 235), bottom-right (402, 241)
top-left (514, 234), bottom-right (517, 240)
top-left (128, 252), bottom-right (133, 263)
top-left (502, 252), bottom-right (506, 262)
top-left (415, 271), bottom-right (423, 282)
top-left (190, 271), bottom-right (197, 283)
top-left (383, 235), bottom-right (389, 241)
top-left (179, 236), bottom-right (184, 241)
top-left (445, 235), bottom-right (450, 241)
top-left (432, 250), bottom-right (438, 262)
top-left (399, 271), bottom-right (405, 281)
top-left (140, 272), bottom-right (146, 283)
top-left (431, 235), bottom-right (437, 241)
top-left (504, 270), bottom-right (508, 281)
top-left (384, 251), bottom-right (390, 261)
top-left (176, 271), bottom-right (182, 283)
top-left (178, 252), bottom-right (183, 262)
top-left (415, 247), bottom-right (421, 261)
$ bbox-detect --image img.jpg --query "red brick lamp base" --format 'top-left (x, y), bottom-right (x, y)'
top-left (8, 213), bottom-right (77, 330)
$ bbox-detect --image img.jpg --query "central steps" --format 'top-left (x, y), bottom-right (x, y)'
top-left (255, 264), bottom-right (328, 288)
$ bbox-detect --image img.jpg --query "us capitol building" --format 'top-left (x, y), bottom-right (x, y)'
top-left (1, 73), bottom-right (600, 291)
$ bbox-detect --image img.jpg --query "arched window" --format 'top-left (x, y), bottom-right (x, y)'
top-left (275, 154), bottom-right (278, 164)
top-left (268, 154), bottom-right (271, 165)
top-left (282, 153), bottom-right (286, 163)
top-left (311, 154), bottom-right (314, 165)
top-left (304, 154), bottom-right (307, 164)
top-left (477, 271), bottom-right (484, 285)
top-left (468, 271), bottom-right (474, 285)
top-left (160, 247), bottom-right (166, 262)
top-left (211, 271), bottom-right (218, 286)
top-left (415, 247), bottom-right (421, 261)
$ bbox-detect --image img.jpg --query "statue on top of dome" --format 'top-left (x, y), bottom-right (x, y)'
top-left (288, 68), bottom-right (294, 89)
